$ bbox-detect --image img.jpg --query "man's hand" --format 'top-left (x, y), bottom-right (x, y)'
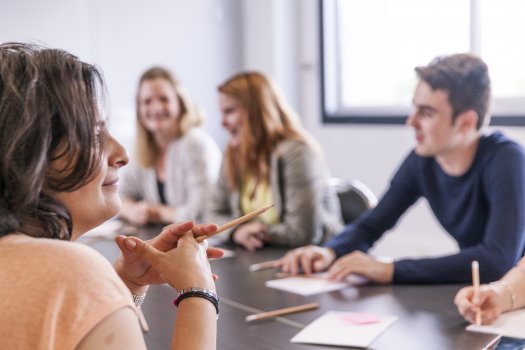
top-left (276, 245), bottom-right (336, 275)
top-left (114, 221), bottom-right (222, 294)
top-left (326, 251), bottom-right (394, 284)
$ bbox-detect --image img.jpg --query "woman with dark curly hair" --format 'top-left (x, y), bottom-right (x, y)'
top-left (0, 43), bottom-right (221, 350)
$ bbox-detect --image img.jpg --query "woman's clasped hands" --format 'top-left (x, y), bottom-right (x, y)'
top-left (114, 221), bottom-right (224, 295)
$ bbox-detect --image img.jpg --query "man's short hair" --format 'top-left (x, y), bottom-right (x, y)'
top-left (415, 53), bottom-right (491, 129)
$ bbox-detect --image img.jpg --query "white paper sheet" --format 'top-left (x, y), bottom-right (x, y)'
top-left (265, 275), bottom-right (350, 296)
top-left (467, 309), bottom-right (525, 338)
top-left (291, 311), bottom-right (397, 348)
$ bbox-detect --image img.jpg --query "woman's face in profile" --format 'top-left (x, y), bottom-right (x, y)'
top-left (138, 78), bottom-right (181, 137)
top-left (219, 92), bottom-right (245, 148)
top-left (51, 122), bottom-right (129, 240)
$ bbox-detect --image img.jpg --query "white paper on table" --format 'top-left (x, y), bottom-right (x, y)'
top-left (265, 274), bottom-right (350, 296)
top-left (291, 311), bottom-right (397, 348)
top-left (467, 309), bottom-right (525, 338)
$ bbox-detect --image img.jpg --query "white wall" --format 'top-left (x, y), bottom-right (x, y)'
top-left (0, 0), bottom-right (243, 151)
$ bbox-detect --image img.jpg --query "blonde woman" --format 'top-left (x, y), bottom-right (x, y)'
top-left (119, 67), bottom-right (221, 225)
top-left (207, 72), bottom-right (342, 250)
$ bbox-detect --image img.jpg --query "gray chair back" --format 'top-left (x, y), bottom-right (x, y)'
top-left (329, 178), bottom-right (377, 224)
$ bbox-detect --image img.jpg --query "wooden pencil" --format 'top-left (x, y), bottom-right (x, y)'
top-left (196, 204), bottom-right (274, 242)
top-left (249, 260), bottom-right (278, 272)
top-left (472, 260), bottom-right (481, 326)
top-left (245, 303), bottom-right (319, 322)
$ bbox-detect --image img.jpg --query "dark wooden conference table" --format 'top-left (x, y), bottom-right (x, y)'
top-left (85, 225), bottom-right (497, 350)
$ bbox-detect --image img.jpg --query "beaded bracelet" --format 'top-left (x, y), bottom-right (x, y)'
top-left (174, 287), bottom-right (220, 316)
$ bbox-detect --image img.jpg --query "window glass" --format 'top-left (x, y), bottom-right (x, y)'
top-left (322, 0), bottom-right (525, 123)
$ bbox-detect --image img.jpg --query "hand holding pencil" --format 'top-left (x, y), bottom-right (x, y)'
top-left (454, 261), bottom-right (508, 326)
top-left (454, 283), bottom-right (507, 325)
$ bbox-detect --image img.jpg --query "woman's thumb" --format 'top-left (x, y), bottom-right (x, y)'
top-left (123, 236), bottom-right (161, 263)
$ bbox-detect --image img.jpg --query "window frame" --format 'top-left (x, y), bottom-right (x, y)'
top-left (319, 0), bottom-right (525, 126)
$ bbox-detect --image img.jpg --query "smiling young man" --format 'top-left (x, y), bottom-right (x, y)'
top-left (277, 53), bottom-right (525, 284)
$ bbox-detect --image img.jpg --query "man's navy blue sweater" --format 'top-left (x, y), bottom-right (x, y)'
top-left (325, 132), bottom-right (525, 283)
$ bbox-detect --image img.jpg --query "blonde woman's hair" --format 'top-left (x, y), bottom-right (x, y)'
top-left (218, 71), bottom-right (320, 190)
top-left (135, 67), bottom-right (203, 167)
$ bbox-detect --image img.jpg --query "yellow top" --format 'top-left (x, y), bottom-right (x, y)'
top-left (240, 177), bottom-right (279, 225)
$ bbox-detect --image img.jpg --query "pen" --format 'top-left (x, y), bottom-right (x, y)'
top-left (472, 260), bottom-right (481, 326)
top-left (196, 205), bottom-right (274, 242)
top-left (245, 302), bottom-right (319, 322)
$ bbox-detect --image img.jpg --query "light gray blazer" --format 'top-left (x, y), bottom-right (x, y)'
top-left (119, 128), bottom-right (222, 222)
top-left (206, 140), bottom-right (343, 247)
